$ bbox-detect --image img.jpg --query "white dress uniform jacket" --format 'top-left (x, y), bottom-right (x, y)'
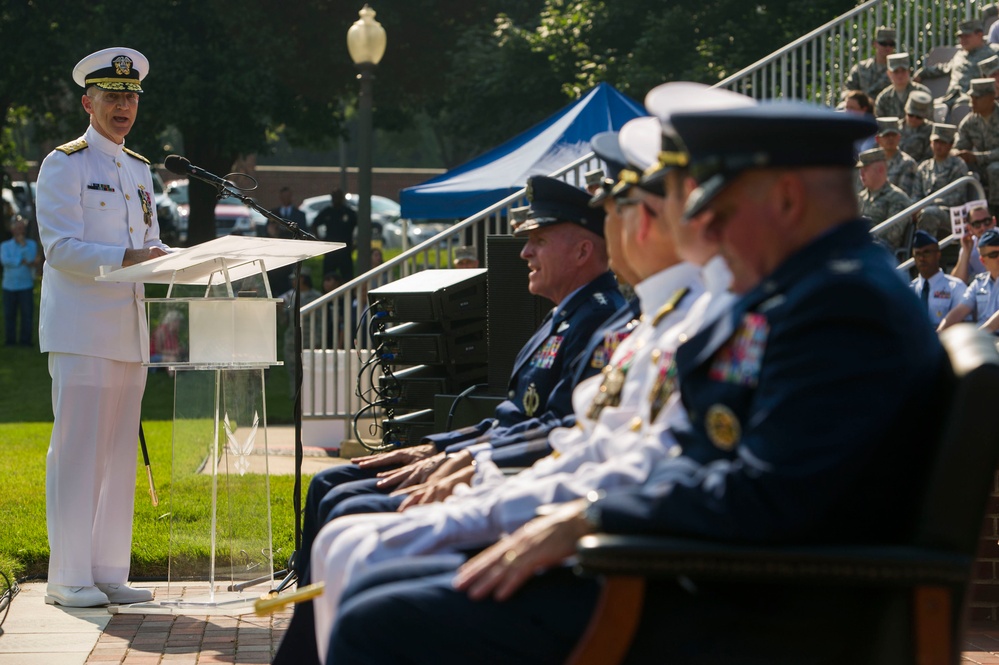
top-left (37, 124), bottom-right (168, 361)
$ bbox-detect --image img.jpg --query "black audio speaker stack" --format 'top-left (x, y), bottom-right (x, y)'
top-left (367, 269), bottom-right (489, 447)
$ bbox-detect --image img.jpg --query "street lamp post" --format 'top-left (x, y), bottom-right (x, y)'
top-left (347, 4), bottom-right (386, 277)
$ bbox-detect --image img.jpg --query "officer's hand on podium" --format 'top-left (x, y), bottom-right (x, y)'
top-left (122, 247), bottom-right (168, 267)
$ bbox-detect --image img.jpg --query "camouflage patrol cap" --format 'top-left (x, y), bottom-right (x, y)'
top-left (971, 78), bottom-right (997, 97)
top-left (510, 205), bottom-right (530, 230)
top-left (929, 123), bottom-right (957, 143)
top-left (981, 55), bottom-right (999, 77)
top-left (588, 132), bottom-right (627, 207)
top-left (584, 169), bottom-right (605, 188)
top-left (876, 117), bottom-right (901, 136)
top-left (856, 147), bottom-right (887, 167)
top-left (887, 53), bottom-right (911, 71)
top-left (905, 90), bottom-right (933, 119)
top-left (875, 27), bottom-right (896, 43)
top-left (959, 19), bottom-right (985, 35)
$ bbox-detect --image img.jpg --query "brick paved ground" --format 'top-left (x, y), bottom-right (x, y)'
top-left (71, 613), bottom-right (999, 664)
top-left (84, 608), bottom-right (290, 665)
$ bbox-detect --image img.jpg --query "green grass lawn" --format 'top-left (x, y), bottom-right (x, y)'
top-left (0, 280), bottom-right (316, 585)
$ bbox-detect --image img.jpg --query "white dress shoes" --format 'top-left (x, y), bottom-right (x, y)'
top-left (44, 584), bottom-right (109, 608)
top-left (95, 583), bottom-right (154, 604)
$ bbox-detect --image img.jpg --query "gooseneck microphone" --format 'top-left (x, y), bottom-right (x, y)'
top-left (164, 155), bottom-right (238, 190)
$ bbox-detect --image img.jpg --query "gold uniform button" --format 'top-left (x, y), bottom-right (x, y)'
top-left (100, 202), bottom-right (106, 207)
top-left (125, 194), bottom-right (131, 200)
top-left (129, 227), bottom-right (134, 232)
top-left (678, 333), bottom-right (688, 343)
top-left (651, 349), bottom-right (662, 363)
top-left (116, 161), bottom-right (122, 167)
top-left (628, 416), bottom-right (642, 432)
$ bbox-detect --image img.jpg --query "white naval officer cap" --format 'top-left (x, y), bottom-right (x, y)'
top-left (73, 47), bottom-right (149, 93)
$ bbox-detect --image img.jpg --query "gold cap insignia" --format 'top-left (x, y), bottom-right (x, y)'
top-left (113, 55), bottom-right (133, 76)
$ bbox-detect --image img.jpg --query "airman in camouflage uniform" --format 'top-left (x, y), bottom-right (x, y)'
top-left (900, 91), bottom-right (935, 163)
top-left (915, 19), bottom-right (999, 107)
top-left (875, 117), bottom-right (919, 196)
top-left (875, 53), bottom-right (931, 118)
top-left (858, 147), bottom-right (914, 251)
top-left (954, 78), bottom-right (999, 210)
top-left (844, 27), bottom-right (895, 99)
top-left (913, 124), bottom-right (972, 236)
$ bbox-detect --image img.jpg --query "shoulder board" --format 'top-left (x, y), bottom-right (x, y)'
top-left (123, 148), bottom-right (150, 164)
top-left (55, 139), bottom-right (88, 155)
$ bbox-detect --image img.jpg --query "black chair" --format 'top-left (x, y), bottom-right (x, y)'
top-left (569, 323), bottom-right (999, 665)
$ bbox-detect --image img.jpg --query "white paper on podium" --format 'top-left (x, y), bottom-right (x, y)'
top-left (95, 235), bottom-right (345, 285)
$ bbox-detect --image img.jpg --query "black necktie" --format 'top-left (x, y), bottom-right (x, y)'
top-left (921, 280), bottom-right (929, 306)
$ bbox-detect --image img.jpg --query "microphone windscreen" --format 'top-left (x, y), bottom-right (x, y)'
top-left (164, 154), bottom-right (191, 175)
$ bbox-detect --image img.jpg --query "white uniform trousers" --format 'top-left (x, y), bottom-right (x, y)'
top-left (46, 352), bottom-right (146, 586)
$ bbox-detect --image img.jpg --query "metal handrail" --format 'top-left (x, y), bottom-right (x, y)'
top-left (871, 174), bottom-right (985, 237)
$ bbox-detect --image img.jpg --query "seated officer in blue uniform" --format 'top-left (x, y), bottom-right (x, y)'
top-left (272, 176), bottom-right (625, 665)
top-left (324, 101), bottom-right (951, 664)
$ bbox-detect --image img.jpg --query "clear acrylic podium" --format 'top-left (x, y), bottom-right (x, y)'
top-left (97, 235), bottom-right (343, 614)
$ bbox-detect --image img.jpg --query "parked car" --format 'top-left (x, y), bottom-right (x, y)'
top-left (166, 179), bottom-right (255, 240)
top-left (150, 170), bottom-right (181, 245)
top-left (298, 193), bottom-right (447, 249)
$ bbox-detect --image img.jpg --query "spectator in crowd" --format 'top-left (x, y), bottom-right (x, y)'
top-left (1, 216), bottom-right (40, 346)
top-left (844, 26), bottom-right (896, 99)
top-left (875, 53), bottom-right (931, 118)
top-left (954, 78), bottom-right (999, 215)
top-left (939, 227), bottom-right (999, 329)
top-left (952, 204), bottom-right (997, 283)
top-left (900, 90), bottom-right (935, 163)
top-left (583, 168), bottom-right (604, 195)
top-left (452, 246), bottom-right (479, 269)
top-left (271, 186), bottom-right (306, 232)
top-left (844, 89), bottom-right (878, 154)
top-left (875, 117), bottom-right (918, 196)
top-left (322, 98), bottom-right (947, 665)
top-left (987, 4), bottom-right (999, 44)
top-left (321, 271), bottom-right (346, 349)
top-left (314, 188), bottom-right (357, 281)
top-left (913, 123), bottom-right (971, 237)
top-left (858, 147), bottom-right (913, 252)
top-left (916, 19), bottom-right (999, 107)
top-left (910, 229), bottom-right (967, 326)
top-left (280, 269), bottom-right (323, 397)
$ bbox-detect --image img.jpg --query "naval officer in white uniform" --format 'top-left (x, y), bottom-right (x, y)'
top-left (37, 47), bottom-right (168, 608)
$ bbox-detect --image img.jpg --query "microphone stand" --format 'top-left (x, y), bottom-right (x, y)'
top-left (218, 185), bottom-right (313, 593)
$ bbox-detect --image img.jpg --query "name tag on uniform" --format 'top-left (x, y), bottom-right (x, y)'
top-left (87, 183), bottom-right (115, 192)
top-left (708, 312), bottom-right (769, 386)
top-left (530, 336), bottom-right (563, 369)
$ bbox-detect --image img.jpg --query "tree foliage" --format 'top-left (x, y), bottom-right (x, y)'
top-left (3, 0), bottom-right (859, 217)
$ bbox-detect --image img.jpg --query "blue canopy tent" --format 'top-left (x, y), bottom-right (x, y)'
top-left (400, 83), bottom-right (646, 220)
